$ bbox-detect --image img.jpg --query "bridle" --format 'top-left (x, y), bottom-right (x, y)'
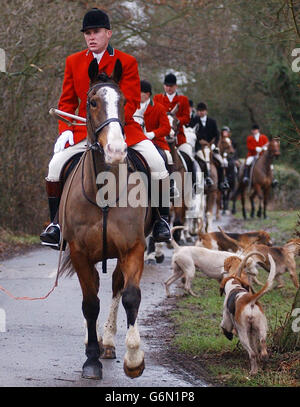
top-left (84, 81), bottom-right (126, 274)
top-left (86, 82), bottom-right (125, 148)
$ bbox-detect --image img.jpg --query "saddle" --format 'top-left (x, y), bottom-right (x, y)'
top-left (178, 150), bottom-right (193, 173)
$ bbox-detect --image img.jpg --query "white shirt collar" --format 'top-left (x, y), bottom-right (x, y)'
top-left (92, 50), bottom-right (106, 64)
top-left (200, 115), bottom-right (207, 124)
top-left (254, 132), bottom-right (260, 142)
top-left (167, 92), bottom-right (176, 102)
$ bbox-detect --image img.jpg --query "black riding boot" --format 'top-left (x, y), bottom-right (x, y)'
top-left (168, 164), bottom-right (179, 200)
top-left (152, 179), bottom-right (171, 243)
top-left (203, 162), bottom-right (214, 187)
top-left (192, 160), bottom-right (203, 194)
top-left (243, 165), bottom-right (251, 185)
top-left (217, 166), bottom-right (230, 192)
top-left (40, 180), bottom-right (62, 247)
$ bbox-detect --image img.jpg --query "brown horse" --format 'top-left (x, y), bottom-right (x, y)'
top-left (59, 59), bottom-right (153, 380)
top-left (217, 135), bottom-right (238, 216)
top-left (195, 140), bottom-right (218, 232)
top-left (166, 105), bottom-right (193, 242)
top-left (234, 138), bottom-right (280, 219)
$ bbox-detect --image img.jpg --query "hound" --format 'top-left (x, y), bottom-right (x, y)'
top-left (218, 228), bottom-right (300, 289)
top-left (196, 227), bottom-right (272, 252)
top-left (164, 226), bottom-right (259, 297)
top-left (220, 253), bottom-right (276, 375)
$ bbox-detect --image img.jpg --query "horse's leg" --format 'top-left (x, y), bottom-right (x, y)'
top-left (145, 236), bottom-right (156, 265)
top-left (240, 186), bottom-right (247, 219)
top-left (216, 190), bottom-right (221, 220)
top-left (263, 187), bottom-right (270, 219)
top-left (255, 185), bottom-right (263, 218)
top-left (101, 260), bottom-right (124, 359)
top-left (173, 207), bottom-right (184, 243)
top-left (250, 190), bottom-right (256, 218)
top-left (121, 241), bottom-right (145, 378)
top-left (70, 244), bottom-right (102, 379)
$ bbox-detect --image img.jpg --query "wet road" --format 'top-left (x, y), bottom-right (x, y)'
top-left (0, 246), bottom-right (206, 387)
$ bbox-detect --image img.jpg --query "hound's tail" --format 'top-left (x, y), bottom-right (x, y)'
top-left (249, 254), bottom-right (276, 305)
top-left (170, 226), bottom-right (185, 252)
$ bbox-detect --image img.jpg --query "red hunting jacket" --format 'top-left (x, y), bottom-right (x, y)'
top-left (246, 133), bottom-right (269, 157)
top-left (144, 101), bottom-right (171, 151)
top-left (153, 93), bottom-right (190, 146)
top-left (58, 45), bottom-right (146, 147)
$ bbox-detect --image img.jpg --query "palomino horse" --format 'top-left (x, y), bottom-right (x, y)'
top-left (59, 59), bottom-right (153, 380)
top-left (217, 135), bottom-right (238, 216)
top-left (195, 140), bottom-right (218, 232)
top-left (233, 138), bottom-right (280, 219)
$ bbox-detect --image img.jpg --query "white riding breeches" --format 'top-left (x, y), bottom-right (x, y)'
top-left (47, 140), bottom-right (88, 182)
top-left (165, 150), bottom-right (174, 165)
top-left (178, 142), bottom-right (193, 158)
top-left (130, 139), bottom-right (169, 180)
top-left (246, 155), bottom-right (255, 166)
top-left (47, 138), bottom-right (168, 182)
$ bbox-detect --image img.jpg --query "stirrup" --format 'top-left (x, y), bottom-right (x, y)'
top-left (40, 223), bottom-right (62, 249)
top-left (205, 177), bottom-right (214, 187)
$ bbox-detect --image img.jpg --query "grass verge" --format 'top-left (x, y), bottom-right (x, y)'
top-left (169, 210), bottom-right (300, 386)
top-left (0, 227), bottom-right (39, 260)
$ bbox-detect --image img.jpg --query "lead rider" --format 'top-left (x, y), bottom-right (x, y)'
top-left (40, 8), bottom-right (172, 247)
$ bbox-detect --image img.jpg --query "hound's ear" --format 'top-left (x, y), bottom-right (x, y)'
top-left (112, 59), bottom-right (123, 84)
top-left (88, 58), bottom-right (99, 83)
top-left (220, 286), bottom-right (225, 296)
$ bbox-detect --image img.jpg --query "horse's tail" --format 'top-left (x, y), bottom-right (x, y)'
top-left (58, 244), bottom-right (75, 277)
top-left (170, 226), bottom-right (185, 251)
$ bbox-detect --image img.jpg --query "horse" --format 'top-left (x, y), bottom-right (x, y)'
top-left (166, 104), bottom-right (195, 243)
top-left (195, 140), bottom-right (218, 232)
top-left (217, 135), bottom-right (238, 216)
top-left (58, 59), bottom-right (153, 380)
top-left (233, 138), bottom-right (280, 219)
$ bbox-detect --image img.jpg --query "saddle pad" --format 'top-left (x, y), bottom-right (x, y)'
top-left (60, 152), bottom-right (84, 185)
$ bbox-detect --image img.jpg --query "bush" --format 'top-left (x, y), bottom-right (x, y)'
top-left (273, 165), bottom-right (300, 210)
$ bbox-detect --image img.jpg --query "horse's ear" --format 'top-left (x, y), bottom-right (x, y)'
top-left (88, 58), bottom-right (99, 83)
top-left (111, 59), bottom-right (123, 84)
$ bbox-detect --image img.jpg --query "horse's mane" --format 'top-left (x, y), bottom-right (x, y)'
top-left (97, 72), bottom-right (112, 82)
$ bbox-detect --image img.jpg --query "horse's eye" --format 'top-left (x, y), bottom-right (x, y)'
top-left (90, 100), bottom-right (97, 107)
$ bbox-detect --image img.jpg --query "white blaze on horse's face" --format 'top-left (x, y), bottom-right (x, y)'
top-left (97, 86), bottom-right (127, 164)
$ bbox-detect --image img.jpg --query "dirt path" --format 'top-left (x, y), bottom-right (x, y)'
top-left (0, 245), bottom-right (207, 387)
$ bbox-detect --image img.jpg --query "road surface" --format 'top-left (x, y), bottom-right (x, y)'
top-left (0, 245), bottom-right (207, 387)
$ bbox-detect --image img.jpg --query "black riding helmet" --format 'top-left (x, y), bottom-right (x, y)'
top-left (81, 8), bottom-right (111, 32)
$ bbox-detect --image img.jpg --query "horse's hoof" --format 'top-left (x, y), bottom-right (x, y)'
top-left (123, 359), bottom-right (145, 378)
top-left (82, 359), bottom-right (102, 380)
top-left (145, 258), bottom-right (156, 265)
top-left (166, 242), bottom-right (173, 250)
top-left (155, 254), bottom-right (164, 264)
top-left (100, 345), bottom-right (116, 359)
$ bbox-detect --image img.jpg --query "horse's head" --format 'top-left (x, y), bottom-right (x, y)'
top-left (87, 58), bottom-right (127, 164)
top-left (167, 104), bottom-right (180, 143)
top-left (268, 137), bottom-right (280, 159)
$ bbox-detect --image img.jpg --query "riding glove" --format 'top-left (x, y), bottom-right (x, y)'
top-left (54, 130), bottom-right (74, 153)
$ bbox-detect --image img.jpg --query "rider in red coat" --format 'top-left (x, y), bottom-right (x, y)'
top-left (243, 124), bottom-right (278, 186)
top-left (40, 8), bottom-right (171, 247)
top-left (153, 74), bottom-right (190, 148)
